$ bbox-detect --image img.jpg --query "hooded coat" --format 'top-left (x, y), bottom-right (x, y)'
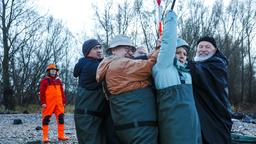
top-left (190, 50), bottom-right (233, 144)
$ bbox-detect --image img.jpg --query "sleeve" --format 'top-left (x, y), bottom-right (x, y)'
top-left (191, 56), bottom-right (229, 96)
top-left (73, 62), bottom-right (81, 77)
top-left (133, 55), bottom-right (148, 60)
top-left (156, 10), bottom-right (177, 68)
top-left (124, 51), bottom-right (158, 78)
top-left (96, 58), bottom-right (112, 82)
top-left (208, 58), bottom-right (229, 89)
top-left (39, 78), bottom-right (47, 105)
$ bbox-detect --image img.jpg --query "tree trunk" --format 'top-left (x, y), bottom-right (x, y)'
top-left (241, 37), bottom-right (244, 104)
top-left (2, 33), bottom-right (15, 110)
top-left (247, 38), bottom-right (253, 102)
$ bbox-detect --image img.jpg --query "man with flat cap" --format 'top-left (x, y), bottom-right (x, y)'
top-left (73, 39), bottom-right (119, 144)
top-left (190, 36), bottom-right (232, 144)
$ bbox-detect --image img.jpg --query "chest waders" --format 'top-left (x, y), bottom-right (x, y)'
top-left (74, 87), bottom-right (106, 144)
top-left (41, 78), bottom-right (69, 142)
top-left (157, 84), bottom-right (201, 144)
top-left (109, 87), bottom-right (158, 144)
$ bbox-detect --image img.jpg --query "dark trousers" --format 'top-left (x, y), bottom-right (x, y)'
top-left (104, 102), bottom-right (120, 144)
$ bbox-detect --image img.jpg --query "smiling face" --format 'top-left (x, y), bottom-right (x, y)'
top-left (195, 41), bottom-right (217, 61)
top-left (176, 47), bottom-right (188, 64)
top-left (87, 44), bottom-right (103, 59)
top-left (196, 41), bottom-right (216, 57)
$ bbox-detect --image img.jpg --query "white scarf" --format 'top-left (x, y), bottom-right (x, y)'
top-left (194, 53), bottom-right (214, 62)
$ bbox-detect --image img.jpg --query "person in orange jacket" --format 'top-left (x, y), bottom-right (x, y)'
top-left (40, 64), bottom-right (70, 143)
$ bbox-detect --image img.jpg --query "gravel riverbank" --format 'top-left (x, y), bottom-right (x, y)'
top-left (0, 113), bottom-right (77, 144)
top-left (0, 113), bottom-right (256, 144)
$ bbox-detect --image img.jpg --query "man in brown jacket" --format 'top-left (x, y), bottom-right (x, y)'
top-left (96, 35), bottom-right (158, 144)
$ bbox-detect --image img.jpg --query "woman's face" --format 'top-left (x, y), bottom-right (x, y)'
top-left (176, 47), bottom-right (187, 64)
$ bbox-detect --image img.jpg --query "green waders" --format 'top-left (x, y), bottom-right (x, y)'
top-left (109, 87), bottom-right (158, 144)
top-left (157, 84), bottom-right (201, 144)
top-left (74, 87), bottom-right (105, 144)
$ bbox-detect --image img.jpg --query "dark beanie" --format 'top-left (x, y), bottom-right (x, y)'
top-left (82, 39), bottom-right (100, 56)
top-left (197, 36), bottom-right (217, 48)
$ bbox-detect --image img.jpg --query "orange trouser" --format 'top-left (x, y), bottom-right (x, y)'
top-left (42, 85), bottom-right (67, 141)
top-left (42, 104), bottom-right (65, 141)
top-left (42, 84), bottom-right (64, 125)
top-left (42, 104), bottom-right (64, 125)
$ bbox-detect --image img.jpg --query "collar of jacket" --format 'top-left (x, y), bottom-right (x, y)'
top-left (192, 49), bottom-right (228, 65)
top-left (173, 58), bottom-right (190, 73)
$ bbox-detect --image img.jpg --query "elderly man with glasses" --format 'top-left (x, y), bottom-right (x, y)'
top-left (96, 35), bottom-right (159, 144)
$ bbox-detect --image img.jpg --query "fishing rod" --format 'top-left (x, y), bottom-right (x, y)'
top-left (156, 0), bottom-right (176, 38)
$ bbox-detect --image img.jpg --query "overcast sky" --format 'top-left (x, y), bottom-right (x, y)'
top-left (33, 0), bottom-right (236, 63)
top-left (35, 0), bottom-right (230, 37)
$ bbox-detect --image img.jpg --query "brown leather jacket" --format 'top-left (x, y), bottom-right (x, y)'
top-left (96, 50), bottom-right (159, 95)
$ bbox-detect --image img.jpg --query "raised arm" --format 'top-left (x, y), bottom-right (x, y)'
top-left (156, 10), bottom-right (177, 68)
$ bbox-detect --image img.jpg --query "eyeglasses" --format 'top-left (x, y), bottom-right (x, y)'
top-left (123, 46), bottom-right (135, 53)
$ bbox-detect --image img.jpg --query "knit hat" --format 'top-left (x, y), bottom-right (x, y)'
top-left (177, 38), bottom-right (190, 53)
top-left (82, 39), bottom-right (100, 56)
top-left (197, 36), bottom-right (217, 48)
top-left (106, 35), bottom-right (136, 54)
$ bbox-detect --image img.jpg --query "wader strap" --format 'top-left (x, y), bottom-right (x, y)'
top-left (114, 120), bottom-right (158, 130)
top-left (178, 71), bottom-right (186, 84)
top-left (75, 109), bottom-right (104, 118)
top-left (102, 80), bottom-right (111, 100)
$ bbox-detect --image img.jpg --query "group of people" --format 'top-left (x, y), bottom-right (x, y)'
top-left (39, 9), bottom-right (232, 144)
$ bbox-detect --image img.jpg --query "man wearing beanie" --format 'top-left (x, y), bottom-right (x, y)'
top-left (73, 39), bottom-right (119, 144)
top-left (190, 36), bottom-right (232, 144)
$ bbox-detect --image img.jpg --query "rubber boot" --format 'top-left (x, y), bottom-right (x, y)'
top-left (42, 125), bottom-right (49, 143)
top-left (58, 124), bottom-right (70, 141)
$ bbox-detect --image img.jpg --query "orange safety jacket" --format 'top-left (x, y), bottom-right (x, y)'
top-left (40, 76), bottom-right (66, 106)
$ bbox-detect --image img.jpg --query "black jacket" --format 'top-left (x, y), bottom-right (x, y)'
top-left (73, 57), bottom-right (102, 90)
top-left (190, 50), bottom-right (232, 144)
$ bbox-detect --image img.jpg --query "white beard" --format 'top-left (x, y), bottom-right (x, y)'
top-left (194, 53), bottom-right (214, 62)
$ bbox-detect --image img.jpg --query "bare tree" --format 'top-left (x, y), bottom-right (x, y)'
top-left (133, 0), bottom-right (156, 50)
top-left (12, 16), bottom-right (73, 105)
top-left (94, 0), bottom-right (114, 51)
top-left (0, 0), bottom-right (76, 109)
top-left (116, 1), bottom-right (134, 35)
top-left (242, 0), bottom-right (256, 102)
top-left (0, 0), bottom-right (43, 110)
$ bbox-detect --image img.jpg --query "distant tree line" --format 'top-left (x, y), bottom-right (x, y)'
top-left (0, 0), bottom-right (77, 110)
top-left (93, 0), bottom-right (256, 110)
top-left (0, 0), bottom-right (255, 111)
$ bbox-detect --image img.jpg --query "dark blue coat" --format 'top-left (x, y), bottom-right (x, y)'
top-left (190, 50), bottom-right (232, 144)
top-left (73, 57), bottom-right (102, 90)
